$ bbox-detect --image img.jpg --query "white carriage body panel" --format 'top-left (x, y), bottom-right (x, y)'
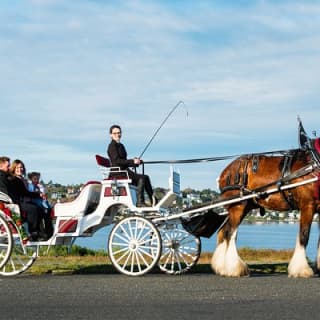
top-left (52, 166), bottom-right (180, 239)
top-left (54, 182), bottom-right (102, 218)
top-left (53, 175), bottom-right (139, 237)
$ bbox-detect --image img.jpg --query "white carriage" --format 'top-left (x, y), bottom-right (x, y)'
top-left (0, 155), bottom-right (203, 276)
top-left (2, 117), bottom-right (319, 277)
top-left (2, 148), bottom-right (318, 277)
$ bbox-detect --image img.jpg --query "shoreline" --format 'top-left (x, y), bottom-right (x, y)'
top-left (24, 247), bottom-right (296, 275)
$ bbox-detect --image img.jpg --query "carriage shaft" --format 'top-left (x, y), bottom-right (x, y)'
top-left (153, 176), bottom-right (318, 223)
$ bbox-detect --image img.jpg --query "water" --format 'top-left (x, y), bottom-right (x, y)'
top-left (74, 221), bottom-right (319, 260)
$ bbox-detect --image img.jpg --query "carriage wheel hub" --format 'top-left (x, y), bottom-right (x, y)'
top-left (129, 239), bottom-right (138, 251)
top-left (168, 240), bottom-right (180, 250)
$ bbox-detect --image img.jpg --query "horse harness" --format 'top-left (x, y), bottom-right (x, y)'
top-left (278, 153), bottom-right (297, 209)
top-left (222, 148), bottom-right (320, 209)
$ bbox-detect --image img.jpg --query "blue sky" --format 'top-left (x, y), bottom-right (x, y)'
top-left (1, 0), bottom-right (320, 190)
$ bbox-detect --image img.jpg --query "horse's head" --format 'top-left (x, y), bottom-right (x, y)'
top-left (298, 118), bottom-right (320, 167)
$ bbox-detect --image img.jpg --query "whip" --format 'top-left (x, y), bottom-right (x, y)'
top-left (139, 101), bottom-right (188, 158)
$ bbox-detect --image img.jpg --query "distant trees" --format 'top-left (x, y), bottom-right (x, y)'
top-left (45, 181), bottom-right (220, 207)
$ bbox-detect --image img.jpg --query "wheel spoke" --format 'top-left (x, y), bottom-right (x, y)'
top-left (117, 250), bottom-right (131, 267)
top-left (158, 224), bottom-right (201, 275)
top-left (134, 251), bottom-right (143, 273)
top-left (0, 215), bottom-right (13, 269)
top-left (130, 252), bottom-right (135, 273)
top-left (162, 250), bottom-right (173, 269)
top-left (178, 248), bottom-right (197, 261)
top-left (136, 229), bottom-right (153, 244)
top-left (127, 220), bottom-right (134, 239)
top-left (112, 245), bottom-right (130, 256)
top-left (136, 249), bottom-right (151, 268)
top-left (109, 217), bottom-right (161, 276)
top-left (119, 224), bottom-right (131, 241)
top-left (136, 246), bottom-right (156, 260)
top-left (177, 250), bottom-right (192, 266)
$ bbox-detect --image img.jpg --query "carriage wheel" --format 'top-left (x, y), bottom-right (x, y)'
top-left (157, 223), bottom-right (201, 275)
top-left (0, 214), bottom-right (13, 269)
top-left (0, 221), bottom-right (37, 276)
top-left (108, 216), bottom-right (162, 276)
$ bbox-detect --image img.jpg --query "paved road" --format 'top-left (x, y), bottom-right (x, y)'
top-left (1, 273), bottom-right (320, 320)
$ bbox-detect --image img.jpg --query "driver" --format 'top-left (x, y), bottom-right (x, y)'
top-left (107, 125), bottom-right (157, 207)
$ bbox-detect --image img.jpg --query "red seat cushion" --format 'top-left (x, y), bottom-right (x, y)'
top-left (95, 155), bottom-right (111, 168)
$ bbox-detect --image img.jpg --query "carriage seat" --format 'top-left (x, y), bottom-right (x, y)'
top-left (95, 154), bottom-right (130, 180)
top-left (0, 192), bottom-right (20, 217)
top-left (54, 181), bottom-right (102, 217)
top-left (0, 191), bottom-right (13, 204)
top-left (95, 154), bottom-right (111, 168)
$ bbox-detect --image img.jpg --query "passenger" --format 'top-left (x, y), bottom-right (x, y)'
top-left (107, 124), bottom-right (157, 207)
top-left (0, 156), bottom-right (10, 197)
top-left (27, 171), bottom-right (54, 238)
top-left (27, 171), bottom-right (51, 213)
top-left (9, 160), bottom-right (48, 240)
top-left (0, 157), bottom-right (28, 240)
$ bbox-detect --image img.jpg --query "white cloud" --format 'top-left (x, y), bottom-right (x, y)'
top-left (1, 0), bottom-right (320, 189)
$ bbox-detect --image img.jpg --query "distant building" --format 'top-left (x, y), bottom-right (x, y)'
top-left (182, 193), bottom-right (202, 207)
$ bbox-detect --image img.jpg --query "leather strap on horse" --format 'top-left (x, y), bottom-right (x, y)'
top-left (220, 157), bottom-right (250, 194)
top-left (278, 153), bottom-right (296, 210)
top-left (314, 170), bottom-right (320, 200)
top-left (250, 164), bottom-right (315, 200)
top-left (252, 155), bottom-right (259, 173)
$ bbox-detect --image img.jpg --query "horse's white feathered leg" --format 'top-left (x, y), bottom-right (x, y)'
top-left (288, 235), bottom-right (314, 278)
top-left (224, 229), bottom-right (249, 277)
top-left (211, 229), bottom-right (249, 277)
top-left (211, 240), bottom-right (227, 275)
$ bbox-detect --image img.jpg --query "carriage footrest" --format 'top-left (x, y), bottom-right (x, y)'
top-left (181, 210), bottom-right (228, 238)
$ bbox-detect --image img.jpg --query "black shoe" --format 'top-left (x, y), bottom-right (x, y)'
top-left (39, 232), bottom-right (49, 241)
top-left (38, 236), bottom-right (48, 241)
top-left (30, 232), bottom-right (39, 241)
top-left (152, 195), bottom-right (158, 206)
top-left (136, 201), bottom-right (147, 207)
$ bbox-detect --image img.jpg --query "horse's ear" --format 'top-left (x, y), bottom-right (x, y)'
top-left (298, 117), bottom-right (311, 150)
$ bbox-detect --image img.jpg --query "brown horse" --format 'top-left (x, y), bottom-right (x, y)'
top-left (211, 145), bottom-right (320, 278)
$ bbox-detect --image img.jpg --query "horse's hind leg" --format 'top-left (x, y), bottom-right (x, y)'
top-left (288, 205), bottom-right (314, 278)
top-left (211, 204), bottom-right (249, 277)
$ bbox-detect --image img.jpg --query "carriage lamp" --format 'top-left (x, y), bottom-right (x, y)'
top-left (111, 179), bottom-right (120, 197)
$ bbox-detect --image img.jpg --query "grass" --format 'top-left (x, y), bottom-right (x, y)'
top-left (25, 246), bottom-right (296, 275)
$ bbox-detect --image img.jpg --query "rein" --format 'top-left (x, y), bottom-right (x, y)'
top-left (143, 148), bottom-right (299, 165)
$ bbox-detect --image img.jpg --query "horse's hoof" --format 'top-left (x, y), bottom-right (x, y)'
top-left (288, 267), bottom-right (314, 278)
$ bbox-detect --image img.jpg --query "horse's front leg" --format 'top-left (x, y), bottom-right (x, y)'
top-left (211, 224), bottom-right (228, 275)
top-left (211, 204), bottom-right (249, 277)
top-left (288, 206), bottom-right (314, 278)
